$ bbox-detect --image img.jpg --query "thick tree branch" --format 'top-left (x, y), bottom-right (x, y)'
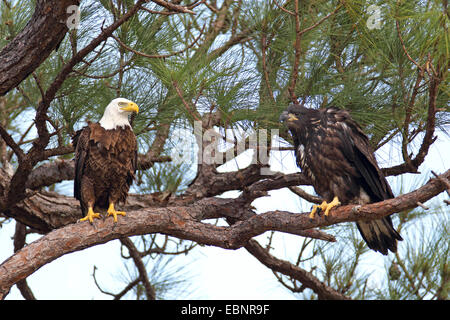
top-left (0, 0), bottom-right (81, 96)
top-left (3, 168), bottom-right (310, 234)
top-left (0, 169), bottom-right (447, 299)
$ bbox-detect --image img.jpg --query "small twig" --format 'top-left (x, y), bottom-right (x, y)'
top-left (244, 239), bottom-right (348, 300)
top-left (82, 37), bottom-right (108, 67)
top-left (172, 80), bottom-right (201, 121)
top-left (416, 201), bottom-right (429, 210)
top-left (120, 237), bottom-right (156, 300)
top-left (203, 1), bottom-right (219, 13)
top-left (401, 68), bottom-right (425, 166)
top-left (31, 72), bottom-right (45, 98)
top-left (92, 265), bottom-right (138, 299)
top-left (288, 0), bottom-right (302, 103)
top-left (72, 64), bottom-right (134, 80)
top-left (298, 4), bottom-right (342, 36)
top-left (288, 186), bottom-right (323, 204)
top-left (261, 34), bottom-right (276, 103)
top-left (139, 5), bottom-right (179, 15)
top-left (431, 170), bottom-right (450, 198)
top-left (0, 124), bottom-right (25, 161)
top-left (111, 23), bottom-right (205, 59)
top-left (149, 0), bottom-right (196, 14)
top-left (395, 19), bottom-right (422, 70)
top-left (140, 0), bottom-right (204, 15)
top-left (273, 0), bottom-right (295, 16)
top-left (2, 0), bottom-right (11, 9)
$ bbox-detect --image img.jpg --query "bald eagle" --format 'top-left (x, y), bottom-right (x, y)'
top-left (72, 98), bottom-right (139, 223)
top-left (280, 104), bottom-right (402, 255)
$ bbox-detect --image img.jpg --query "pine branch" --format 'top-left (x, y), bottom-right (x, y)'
top-left (111, 23), bottom-right (205, 59)
top-left (383, 71), bottom-right (441, 176)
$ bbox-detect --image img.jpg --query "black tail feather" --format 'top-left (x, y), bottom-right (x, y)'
top-left (356, 216), bottom-right (403, 255)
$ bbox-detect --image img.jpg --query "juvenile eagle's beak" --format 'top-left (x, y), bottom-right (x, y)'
top-left (120, 101), bottom-right (139, 114)
top-left (279, 111), bottom-right (298, 122)
top-left (280, 111), bottom-right (288, 122)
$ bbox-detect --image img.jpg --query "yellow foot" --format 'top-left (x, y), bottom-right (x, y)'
top-left (80, 207), bottom-right (101, 223)
top-left (107, 203), bottom-right (126, 223)
top-left (309, 196), bottom-right (341, 219)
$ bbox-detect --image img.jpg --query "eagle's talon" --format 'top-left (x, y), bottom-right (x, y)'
top-left (309, 204), bottom-right (322, 219)
top-left (309, 197), bottom-right (340, 219)
top-left (80, 207), bottom-right (101, 223)
top-left (107, 203), bottom-right (126, 223)
top-left (324, 196), bottom-right (341, 216)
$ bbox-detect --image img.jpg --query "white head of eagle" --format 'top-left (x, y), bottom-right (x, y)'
top-left (99, 98), bottom-right (139, 130)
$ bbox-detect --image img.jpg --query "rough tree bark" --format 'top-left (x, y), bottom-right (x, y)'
top-left (0, 0), bottom-right (81, 96)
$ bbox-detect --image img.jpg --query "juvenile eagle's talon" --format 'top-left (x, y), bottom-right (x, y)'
top-left (107, 203), bottom-right (126, 223)
top-left (309, 204), bottom-right (322, 219)
top-left (324, 196), bottom-right (341, 216)
top-left (80, 207), bottom-right (101, 223)
top-left (309, 197), bottom-right (340, 219)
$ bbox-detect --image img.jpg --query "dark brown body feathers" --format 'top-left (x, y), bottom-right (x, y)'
top-left (282, 105), bottom-right (402, 255)
top-left (72, 122), bottom-right (137, 216)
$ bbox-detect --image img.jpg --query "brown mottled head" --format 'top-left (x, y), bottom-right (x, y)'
top-left (280, 104), bottom-right (320, 132)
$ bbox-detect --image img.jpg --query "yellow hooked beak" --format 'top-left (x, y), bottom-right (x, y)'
top-left (120, 101), bottom-right (139, 114)
top-left (287, 113), bottom-right (298, 121)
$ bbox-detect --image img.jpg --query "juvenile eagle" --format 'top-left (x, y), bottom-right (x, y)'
top-left (280, 104), bottom-right (402, 255)
top-left (72, 98), bottom-right (139, 223)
